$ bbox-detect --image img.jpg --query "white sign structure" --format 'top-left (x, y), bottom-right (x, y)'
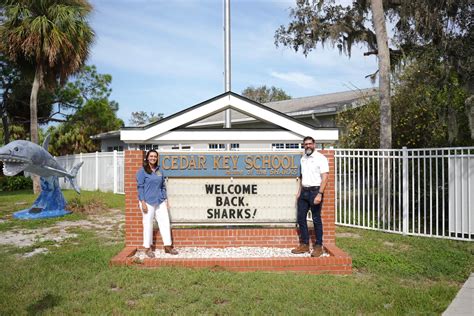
top-left (167, 178), bottom-right (300, 225)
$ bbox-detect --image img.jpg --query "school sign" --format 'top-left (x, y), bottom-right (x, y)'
top-left (161, 153), bottom-right (302, 224)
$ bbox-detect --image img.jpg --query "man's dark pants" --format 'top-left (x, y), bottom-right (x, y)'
top-left (297, 188), bottom-right (323, 245)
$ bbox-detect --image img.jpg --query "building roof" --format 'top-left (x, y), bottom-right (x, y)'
top-left (91, 88), bottom-right (376, 140)
top-left (190, 88), bottom-right (377, 127)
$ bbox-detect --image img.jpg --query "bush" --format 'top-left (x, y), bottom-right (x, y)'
top-left (0, 176), bottom-right (33, 191)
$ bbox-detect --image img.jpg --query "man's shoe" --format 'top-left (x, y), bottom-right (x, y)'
top-left (291, 243), bottom-right (310, 254)
top-left (311, 245), bottom-right (324, 257)
top-left (164, 246), bottom-right (178, 255)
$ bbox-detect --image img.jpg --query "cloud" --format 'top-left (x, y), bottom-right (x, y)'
top-left (270, 71), bottom-right (318, 88)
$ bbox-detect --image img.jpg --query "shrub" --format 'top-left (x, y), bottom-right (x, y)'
top-left (0, 176), bottom-right (33, 191)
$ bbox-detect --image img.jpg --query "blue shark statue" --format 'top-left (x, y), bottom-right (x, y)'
top-left (0, 135), bottom-right (83, 219)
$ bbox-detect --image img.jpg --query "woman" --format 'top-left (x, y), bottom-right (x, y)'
top-left (136, 149), bottom-right (178, 257)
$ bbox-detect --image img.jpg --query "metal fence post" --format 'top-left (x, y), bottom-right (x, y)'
top-left (113, 150), bottom-right (118, 194)
top-left (402, 146), bottom-right (409, 235)
top-left (95, 151), bottom-right (99, 191)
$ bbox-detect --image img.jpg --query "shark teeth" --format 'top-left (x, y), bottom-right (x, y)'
top-left (2, 162), bottom-right (27, 176)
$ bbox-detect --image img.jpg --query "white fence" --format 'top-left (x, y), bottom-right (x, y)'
top-left (56, 151), bottom-right (125, 194)
top-left (54, 147), bottom-right (473, 241)
top-left (335, 148), bottom-right (474, 241)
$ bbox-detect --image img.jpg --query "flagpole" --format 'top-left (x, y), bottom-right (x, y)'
top-left (224, 0), bottom-right (232, 132)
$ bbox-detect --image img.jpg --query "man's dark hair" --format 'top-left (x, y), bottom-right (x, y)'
top-left (303, 136), bottom-right (315, 143)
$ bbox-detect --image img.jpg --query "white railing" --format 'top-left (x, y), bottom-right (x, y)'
top-left (335, 147), bottom-right (474, 241)
top-left (54, 147), bottom-right (473, 241)
top-left (55, 151), bottom-right (125, 194)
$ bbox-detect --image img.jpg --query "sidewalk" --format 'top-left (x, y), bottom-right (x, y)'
top-left (443, 273), bottom-right (474, 316)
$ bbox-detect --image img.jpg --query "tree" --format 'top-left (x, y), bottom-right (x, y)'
top-left (0, 64), bottom-right (121, 152)
top-left (47, 66), bottom-right (124, 156)
top-left (390, 0), bottom-right (474, 140)
top-left (370, 0), bottom-right (391, 149)
top-left (275, 0), bottom-right (392, 147)
top-left (48, 99), bottom-right (124, 156)
top-left (1, 0), bottom-right (94, 192)
top-left (275, 0), bottom-right (474, 146)
top-left (129, 111), bottom-right (164, 126)
top-left (0, 63), bottom-right (107, 149)
top-left (2, 68), bottom-right (55, 131)
top-left (241, 85), bottom-right (291, 103)
top-left (337, 61), bottom-right (472, 148)
top-left (0, 0), bottom-right (95, 144)
top-left (0, 55), bottom-right (20, 144)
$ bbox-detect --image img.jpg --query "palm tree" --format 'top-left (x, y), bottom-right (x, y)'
top-left (1, 0), bottom-right (94, 192)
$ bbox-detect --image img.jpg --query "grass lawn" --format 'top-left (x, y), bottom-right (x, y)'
top-left (0, 190), bottom-right (472, 314)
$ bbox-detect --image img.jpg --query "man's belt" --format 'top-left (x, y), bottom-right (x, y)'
top-left (302, 186), bottom-right (320, 191)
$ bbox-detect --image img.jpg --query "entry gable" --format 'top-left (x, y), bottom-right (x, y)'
top-left (120, 91), bottom-right (338, 143)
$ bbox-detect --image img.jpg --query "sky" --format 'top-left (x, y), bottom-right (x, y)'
top-left (88, 0), bottom-right (378, 124)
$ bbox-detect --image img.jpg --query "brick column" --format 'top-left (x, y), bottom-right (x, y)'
top-left (320, 150), bottom-right (336, 245)
top-left (124, 150), bottom-right (145, 247)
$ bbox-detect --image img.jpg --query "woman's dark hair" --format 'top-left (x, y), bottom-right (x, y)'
top-left (143, 149), bottom-right (159, 174)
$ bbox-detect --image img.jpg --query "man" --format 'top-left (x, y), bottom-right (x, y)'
top-left (292, 136), bottom-right (329, 257)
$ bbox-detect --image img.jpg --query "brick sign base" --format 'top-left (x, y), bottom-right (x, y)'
top-left (111, 243), bottom-right (351, 274)
top-left (111, 150), bottom-right (352, 274)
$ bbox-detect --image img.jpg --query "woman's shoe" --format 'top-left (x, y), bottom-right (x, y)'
top-left (145, 248), bottom-right (155, 258)
top-left (164, 246), bottom-right (178, 255)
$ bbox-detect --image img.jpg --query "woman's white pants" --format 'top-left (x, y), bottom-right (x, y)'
top-left (140, 201), bottom-right (172, 248)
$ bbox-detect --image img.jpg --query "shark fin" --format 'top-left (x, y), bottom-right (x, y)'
top-left (42, 134), bottom-right (51, 151)
top-left (43, 165), bottom-right (70, 177)
top-left (67, 161), bottom-right (84, 194)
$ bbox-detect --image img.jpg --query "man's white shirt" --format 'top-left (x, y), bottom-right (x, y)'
top-left (300, 151), bottom-right (329, 187)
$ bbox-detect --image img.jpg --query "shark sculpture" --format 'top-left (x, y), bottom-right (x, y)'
top-left (0, 135), bottom-right (84, 219)
top-left (0, 135), bottom-right (83, 193)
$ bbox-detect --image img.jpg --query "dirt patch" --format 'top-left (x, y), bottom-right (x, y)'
top-left (23, 248), bottom-right (49, 258)
top-left (66, 197), bottom-right (108, 215)
top-left (337, 232), bottom-right (361, 238)
top-left (383, 241), bottom-right (411, 251)
top-left (0, 208), bottom-right (124, 254)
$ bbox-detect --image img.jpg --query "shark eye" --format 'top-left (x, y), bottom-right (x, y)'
top-left (14, 147), bottom-right (19, 151)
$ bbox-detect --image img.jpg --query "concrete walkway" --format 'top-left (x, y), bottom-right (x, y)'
top-left (443, 273), bottom-right (474, 316)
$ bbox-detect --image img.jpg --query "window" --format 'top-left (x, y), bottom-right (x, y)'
top-left (139, 144), bottom-right (159, 151)
top-left (170, 145), bottom-right (191, 150)
top-left (230, 143), bottom-right (239, 150)
top-left (108, 146), bottom-right (124, 152)
top-left (285, 143), bottom-right (300, 149)
top-left (272, 143), bottom-right (301, 150)
top-left (208, 144), bottom-right (225, 150)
